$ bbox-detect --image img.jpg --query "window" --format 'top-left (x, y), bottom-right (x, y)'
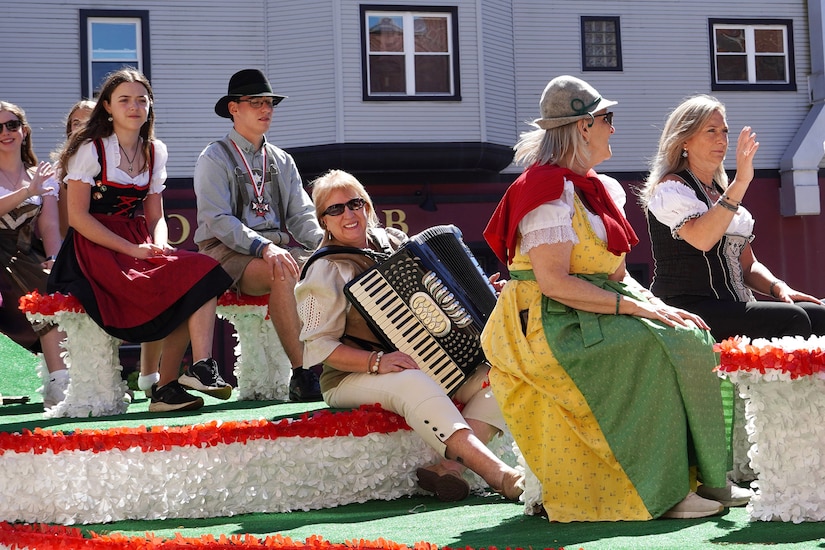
top-left (581, 16), bottom-right (622, 71)
top-left (361, 5), bottom-right (460, 101)
top-left (80, 10), bottom-right (151, 99)
top-left (710, 19), bottom-right (795, 91)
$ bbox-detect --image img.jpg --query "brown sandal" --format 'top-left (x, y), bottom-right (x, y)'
top-left (416, 466), bottom-right (470, 502)
top-left (493, 469), bottom-right (524, 501)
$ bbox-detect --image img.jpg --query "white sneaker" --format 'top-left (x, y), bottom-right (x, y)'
top-left (43, 370), bottom-right (70, 409)
top-left (661, 492), bottom-right (724, 519)
top-left (697, 479), bottom-right (754, 507)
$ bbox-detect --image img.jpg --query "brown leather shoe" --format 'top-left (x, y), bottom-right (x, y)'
top-left (416, 465), bottom-right (470, 502)
top-left (493, 469), bottom-right (524, 501)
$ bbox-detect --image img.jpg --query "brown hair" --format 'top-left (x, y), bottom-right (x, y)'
top-left (59, 68), bottom-right (155, 177)
top-left (0, 101), bottom-right (37, 168)
top-left (64, 99), bottom-right (97, 137)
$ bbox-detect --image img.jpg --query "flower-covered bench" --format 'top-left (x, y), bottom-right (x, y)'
top-left (20, 290), bottom-right (290, 418)
top-left (716, 335), bottom-right (825, 523)
top-left (20, 291), bottom-right (128, 418)
top-left (0, 405), bottom-right (517, 525)
top-left (215, 292), bottom-right (290, 401)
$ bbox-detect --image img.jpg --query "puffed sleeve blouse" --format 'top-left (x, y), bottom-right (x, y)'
top-left (64, 134), bottom-right (168, 194)
top-left (647, 178), bottom-right (754, 240)
top-left (518, 173), bottom-right (627, 254)
top-left (296, 227), bottom-right (407, 368)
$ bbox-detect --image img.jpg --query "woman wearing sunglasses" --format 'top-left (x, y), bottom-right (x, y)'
top-left (0, 101), bottom-right (69, 409)
top-left (480, 76), bottom-right (745, 521)
top-left (294, 169), bottom-right (523, 502)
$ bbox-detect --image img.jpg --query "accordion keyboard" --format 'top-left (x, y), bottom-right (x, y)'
top-left (347, 267), bottom-right (468, 395)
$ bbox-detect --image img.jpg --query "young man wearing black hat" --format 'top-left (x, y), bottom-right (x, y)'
top-left (194, 69), bottom-right (324, 402)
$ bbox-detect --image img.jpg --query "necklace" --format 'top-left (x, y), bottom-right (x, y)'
top-left (0, 165), bottom-right (24, 192)
top-left (686, 169), bottom-right (719, 199)
top-left (119, 140), bottom-right (140, 174)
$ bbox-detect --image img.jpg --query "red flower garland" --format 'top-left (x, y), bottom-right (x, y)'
top-left (18, 290), bottom-right (85, 315)
top-left (0, 405), bottom-right (410, 457)
top-left (18, 290), bottom-right (270, 316)
top-left (218, 291), bottom-right (270, 308)
top-left (715, 336), bottom-right (825, 379)
top-left (0, 521), bottom-right (444, 550)
top-left (0, 522), bottom-right (577, 549)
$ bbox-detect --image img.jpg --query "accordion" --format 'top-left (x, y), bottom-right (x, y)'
top-left (343, 225), bottom-right (497, 395)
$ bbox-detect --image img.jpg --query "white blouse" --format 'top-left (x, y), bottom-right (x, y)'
top-left (0, 169), bottom-right (59, 203)
top-left (63, 134), bottom-right (168, 194)
top-left (518, 173), bottom-right (627, 255)
top-left (296, 258), bottom-right (360, 368)
top-left (647, 179), bottom-right (754, 240)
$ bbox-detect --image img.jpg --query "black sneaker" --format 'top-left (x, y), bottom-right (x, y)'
top-left (179, 358), bottom-right (233, 400)
top-left (149, 381), bottom-right (204, 412)
top-left (289, 367), bottom-right (322, 402)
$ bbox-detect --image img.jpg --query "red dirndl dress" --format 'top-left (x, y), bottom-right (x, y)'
top-left (48, 139), bottom-right (231, 342)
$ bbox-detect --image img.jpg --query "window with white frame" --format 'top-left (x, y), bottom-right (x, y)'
top-left (361, 5), bottom-right (460, 101)
top-left (710, 19), bottom-right (795, 91)
top-left (80, 10), bottom-right (151, 99)
top-left (581, 16), bottom-right (622, 71)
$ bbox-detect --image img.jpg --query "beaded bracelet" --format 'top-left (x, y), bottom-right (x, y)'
top-left (366, 351), bottom-right (377, 373)
top-left (370, 351), bottom-right (383, 375)
top-left (716, 197), bottom-right (739, 213)
top-left (614, 293), bottom-right (621, 315)
top-left (721, 193), bottom-right (741, 206)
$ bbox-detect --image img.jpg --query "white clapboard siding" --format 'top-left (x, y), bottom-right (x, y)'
top-left (481, 0), bottom-right (519, 145)
top-left (0, 0), bottom-right (818, 177)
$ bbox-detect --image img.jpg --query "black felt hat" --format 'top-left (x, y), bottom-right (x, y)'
top-left (214, 69), bottom-right (287, 118)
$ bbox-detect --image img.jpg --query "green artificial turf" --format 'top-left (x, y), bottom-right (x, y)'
top-left (2, 333), bottom-right (825, 549)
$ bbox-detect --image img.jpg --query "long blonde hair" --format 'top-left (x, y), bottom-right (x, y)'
top-left (639, 95), bottom-right (729, 208)
top-left (513, 121), bottom-right (591, 169)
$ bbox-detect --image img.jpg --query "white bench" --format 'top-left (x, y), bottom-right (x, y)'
top-left (215, 292), bottom-right (290, 401)
top-left (717, 335), bottom-right (825, 522)
top-left (20, 290), bottom-right (290, 418)
top-left (20, 291), bottom-right (128, 418)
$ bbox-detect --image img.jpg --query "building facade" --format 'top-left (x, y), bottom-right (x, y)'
top-left (2, 1), bottom-right (824, 350)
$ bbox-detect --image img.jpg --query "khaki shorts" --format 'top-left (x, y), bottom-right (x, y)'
top-left (197, 237), bottom-right (309, 291)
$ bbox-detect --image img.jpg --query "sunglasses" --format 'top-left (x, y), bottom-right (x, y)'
top-left (322, 198), bottom-right (366, 217)
top-left (597, 112), bottom-right (614, 126)
top-left (0, 120), bottom-right (22, 132)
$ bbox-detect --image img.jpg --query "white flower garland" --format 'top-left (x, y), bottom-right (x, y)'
top-left (216, 303), bottom-right (290, 401)
top-left (718, 335), bottom-right (825, 522)
top-left (26, 310), bottom-right (129, 418)
top-left (0, 422), bottom-right (516, 525)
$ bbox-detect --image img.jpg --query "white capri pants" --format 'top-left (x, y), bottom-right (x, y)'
top-left (324, 364), bottom-right (506, 457)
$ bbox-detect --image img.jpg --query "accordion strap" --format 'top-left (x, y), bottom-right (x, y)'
top-left (299, 245), bottom-right (389, 280)
top-left (300, 244), bottom-right (392, 352)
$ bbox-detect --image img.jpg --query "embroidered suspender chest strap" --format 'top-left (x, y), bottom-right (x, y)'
top-left (213, 139), bottom-right (287, 232)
